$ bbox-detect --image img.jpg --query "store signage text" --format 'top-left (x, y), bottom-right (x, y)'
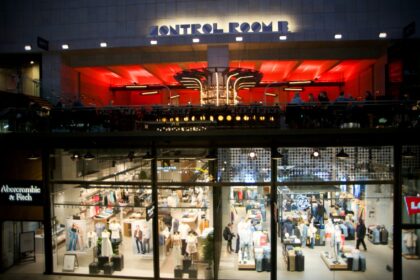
top-left (404, 196), bottom-right (420, 215)
top-left (0, 183), bottom-right (42, 204)
top-left (146, 204), bottom-right (155, 221)
top-left (149, 21), bottom-right (289, 36)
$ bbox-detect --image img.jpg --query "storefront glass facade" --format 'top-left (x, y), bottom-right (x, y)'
top-left (45, 146), bottom-right (404, 279)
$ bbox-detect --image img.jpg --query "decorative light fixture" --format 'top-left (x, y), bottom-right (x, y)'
top-left (83, 151), bottom-right (95, 161)
top-left (100, 42), bottom-right (107, 47)
top-left (279, 35), bottom-right (287, 41)
top-left (289, 80), bottom-right (312, 85)
top-left (24, 45), bottom-right (32, 51)
top-left (284, 87), bottom-right (303, 91)
top-left (62, 44), bottom-right (69, 50)
top-left (402, 148), bottom-right (416, 159)
top-left (141, 91), bottom-right (158, 95)
top-left (336, 148), bottom-right (349, 159)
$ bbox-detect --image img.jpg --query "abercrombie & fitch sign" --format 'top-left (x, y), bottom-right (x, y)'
top-left (0, 182), bottom-right (43, 204)
top-left (150, 20), bottom-right (289, 36)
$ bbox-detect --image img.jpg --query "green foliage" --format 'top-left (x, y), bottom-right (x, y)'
top-left (203, 232), bottom-right (214, 266)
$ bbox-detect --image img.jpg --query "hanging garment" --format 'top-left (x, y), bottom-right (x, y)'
top-left (101, 231), bottom-right (113, 257)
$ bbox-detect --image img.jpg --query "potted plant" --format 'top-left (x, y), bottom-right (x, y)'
top-left (202, 232), bottom-right (214, 279)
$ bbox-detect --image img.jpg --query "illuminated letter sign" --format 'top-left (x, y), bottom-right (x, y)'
top-left (149, 21), bottom-right (288, 36)
top-left (0, 181), bottom-right (43, 205)
top-left (404, 196), bottom-right (420, 215)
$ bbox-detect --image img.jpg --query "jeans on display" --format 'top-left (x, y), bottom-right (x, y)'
top-left (111, 238), bottom-right (121, 245)
top-left (136, 238), bottom-right (144, 253)
top-left (260, 206), bottom-right (266, 222)
top-left (310, 237), bottom-right (315, 249)
top-left (301, 233), bottom-right (307, 248)
top-left (68, 232), bottom-right (77, 251)
top-left (240, 242), bottom-right (251, 260)
top-left (235, 236), bottom-right (240, 253)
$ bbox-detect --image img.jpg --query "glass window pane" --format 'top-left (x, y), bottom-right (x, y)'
top-left (157, 186), bottom-right (213, 279)
top-left (218, 186), bottom-right (271, 280)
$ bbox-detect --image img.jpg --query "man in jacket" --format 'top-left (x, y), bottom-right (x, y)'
top-left (356, 219), bottom-right (367, 251)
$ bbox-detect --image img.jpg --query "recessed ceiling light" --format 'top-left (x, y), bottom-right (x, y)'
top-left (334, 34), bottom-right (342, 39)
top-left (235, 36), bottom-right (243, 42)
top-left (279, 35), bottom-right (287, 41)
top-left (379, 32), bottom-right (387, 38)
top-left (192, 38), bottom-right (200, 43)
top-left (62, 44), bottom-right (69, 50)
top-left (30, 61), bottom-right (34, 65)
top-left (24, 45), bottom-right (31, 51)
top-left (100, 42), bottom-right (107, 47)
top-left (150, 40), bottom-right (158, 45)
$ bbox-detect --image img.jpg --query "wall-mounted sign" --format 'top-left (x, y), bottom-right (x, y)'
top-left (0, 181), bottom-right (43, 205)
top-left (150, 21), bottom-right (289, 37)
top-left (146, 204), bottom-right (155, 221)
top-left (404, 196), bottom-right (420, 215)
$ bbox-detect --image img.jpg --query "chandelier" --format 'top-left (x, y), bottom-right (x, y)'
top-left (174, 67), bottom-right (262, 106)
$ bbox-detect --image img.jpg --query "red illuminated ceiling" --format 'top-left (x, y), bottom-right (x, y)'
top-left (75, 59), bottom-right (376, 87)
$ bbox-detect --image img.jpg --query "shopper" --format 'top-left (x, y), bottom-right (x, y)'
top-left (223, 223), bottom-right (235, 253)
top-left (356, 219), bottom-right (367, 251)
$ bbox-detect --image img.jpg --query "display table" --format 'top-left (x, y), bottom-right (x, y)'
top-left (321, 251), bottom-right (348, 270)
top-left (238, 257), bottom-right (255, 270)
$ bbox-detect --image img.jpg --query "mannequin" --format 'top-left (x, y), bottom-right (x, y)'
top-left (333, 225), bottom-right (342, 262)
top-left (325, 219), bottom-right (335, 254)
top-left (68, 223), bottom-right (79, 251)
top-left (178, 222), bottom-right (191, 255)
top-left (109, 220), bottom-right (121, 244)
top-left (172, 231), bottom-right (182, 266)
top-left (143, 223), bottom-right (151, 253)
top-left (237, 218), bottom-right (252, 261)
top-left (101, 230), bottom-right (113, 257)
top-left (298, 221), bottom-right (308, 248)
top-left (404, 230), bottom-right (418, 255)
top-left (134, 225), bottom-right (144, 254)
top-left (308, 221), bottom-right (317, 249)
top-left (186, 231), bottom-right (198, 260)
top-left (87, 230), bottom-right (97, 249)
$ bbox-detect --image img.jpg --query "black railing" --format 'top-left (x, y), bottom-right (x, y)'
top-left (0, 101), bottom-right (419, 133)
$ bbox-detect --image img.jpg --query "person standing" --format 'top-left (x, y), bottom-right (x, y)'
top-left (134, 225), bottom-right (144, 254)
top-left (223, 223), bottom-right (235, 253)
top-left (356, 219), bottom-right (367, 251)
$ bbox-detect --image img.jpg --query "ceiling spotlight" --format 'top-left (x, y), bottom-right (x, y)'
top-left (30, 60), bottom-right (34, 65)
top-left (71, 152), bottom-right (80, 161)
top-left (150, 40), bottom-right (158, 45)
top-left (192, 38), bottom-right (200, 43)
top-left (334, 33), bottom-right (343, 39)
top-left (279, 35), bottom-right (287, 41)
top-left (62, 44), bottom-right (69, 50)
top-left (402, 149), bottom-right (416, 159)
top-left (24, 45), bottom-right (32, 51)
top-left (336, 148), bottom-right (349, 159)
top-left (27, 153), bottom-right (40, 160)
top-left (143, 152), bottom-right (153, 161)
top-left (249, 151), bottom-right (257, 159)
top-left (83, 151), bottom-right (95, 161)
top-left (100, 42), bottom-right (107, 47)
top-left (272, 150), bottom-right (284, 160)
top-left (311, 150), bottom-right (320, 158)
top-left (235, 36), bottom-right (243, 42)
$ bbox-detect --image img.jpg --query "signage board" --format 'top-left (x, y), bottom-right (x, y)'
top-left (150, 20), bottom-right (289, 37)
top-left (146, 204), bottom-right (155, 221)
top-left (404, 196), bottom-right (420, 216)
top-left (0, 181), bottom-right (43, 205)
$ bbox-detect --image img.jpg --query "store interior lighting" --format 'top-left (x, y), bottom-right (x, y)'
top-left (334, 34), bottom-right (343, 39)
top-left (62, 44), bottom-right (69, 50)
top-left (83, 151), bottom-right (95, 161)
top-left (24, 45), bottom-right (32, 51)
top-left (311, 149), bottom-right (320, 158)
top-left (150, 40), bottom-right (158, 45)
top-left (336, 148), bottom-right (349, 159)
top-left (249, 151), bottom-right (257, 159)
top-left (71, 152), bottom-right (80, 161)
top-left (279, 35), bottom-right (287, 40)
top-left (402, 148), bottom-right (416, 159)
top-left (100, 42), bottom-right (107, 47)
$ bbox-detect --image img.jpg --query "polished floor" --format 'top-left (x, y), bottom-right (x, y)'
top-left (3, 244), bottom-right (420, 280)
